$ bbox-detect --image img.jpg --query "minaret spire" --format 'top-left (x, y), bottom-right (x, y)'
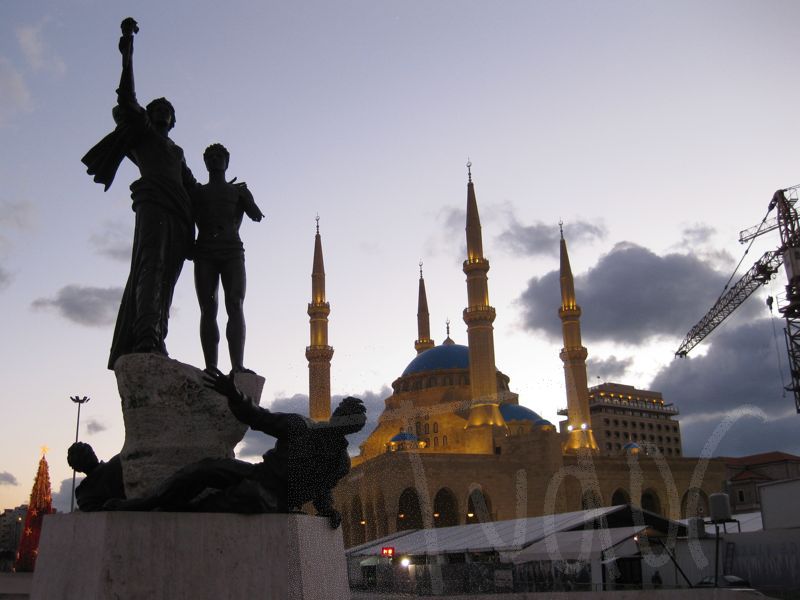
top-left (462, 163), bottom-right (498, 403)
top-left (415, 261), bottom-right (435, 354)
top-left (307, 217), bottom-right (334, 421)
top-left (558, 227), bottom-right (599, 453)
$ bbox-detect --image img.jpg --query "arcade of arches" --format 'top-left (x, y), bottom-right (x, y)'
top-left (335, 453), bottom-right (724, 548)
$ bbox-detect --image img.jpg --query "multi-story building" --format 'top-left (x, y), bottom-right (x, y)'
top-left (559, 383), bottom-right (683, 457)
top-left (0, 505), bottom-right (27, 571)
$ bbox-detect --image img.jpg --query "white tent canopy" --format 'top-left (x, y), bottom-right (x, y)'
top-left (347, 506), bottom-right (624, 557)
top-left (510, 525), bottom-right (646, 564)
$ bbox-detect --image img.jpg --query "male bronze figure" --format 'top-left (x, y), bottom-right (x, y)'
top-left (193, 144), bottom-right (264, 374)
top-left (82, 18), bottom-right (198, 369)
top-left (67, 442), bottom-right (125, 512)
top-left (105, 371), bottom-right (366, 528)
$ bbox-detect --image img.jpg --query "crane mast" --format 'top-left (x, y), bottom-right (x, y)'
top-left (675, 188), bottom-right (800, 412)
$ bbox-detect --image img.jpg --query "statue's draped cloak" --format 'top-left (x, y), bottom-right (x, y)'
top-left (83, 104), bottom-right (196, 369)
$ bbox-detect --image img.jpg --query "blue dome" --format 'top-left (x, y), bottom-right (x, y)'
top-left (623, 442), bottom-right (640, 450)
top-left (402, 344), bottom-right (470, 376)
top-left (390, 432), bottom-right (418, 442)
top-left (499, 404), bottom-right (545, 423)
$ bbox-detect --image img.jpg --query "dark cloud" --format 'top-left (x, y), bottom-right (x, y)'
top-left (86, 419), bottom-right (106, 435)
top-left (89, 221), bottom-right (132, 262)
top-left (587, 355), bottom-right (633, 381)
top-left (518, 242), bottom-right (759, 345)
top-left (680, 224), bottom-right (716, 246)
top-left (0, 472), bottom-right (17, 486)
top-left (498, 220), bottom-right (605, 258)
top-left (31, 285), bottom-right (122, 326)
top-left (650, 318), bottom-right (800, 456)
top-left (51, 477), bottom-right (79, 514)
top-left (237, 387), bottom-right (389, 459)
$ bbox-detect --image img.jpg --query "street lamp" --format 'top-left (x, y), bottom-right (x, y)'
top-left (69, 396), bottom-right (90, 512)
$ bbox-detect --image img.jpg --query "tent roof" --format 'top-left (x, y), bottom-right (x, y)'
top-left (510, 525), bottom-right (646, 563)
top-left (346, 504), bottom-right (683, 557)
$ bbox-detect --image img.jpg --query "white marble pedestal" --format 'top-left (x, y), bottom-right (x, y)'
top-left (31, 512), bottom-right (350, 600)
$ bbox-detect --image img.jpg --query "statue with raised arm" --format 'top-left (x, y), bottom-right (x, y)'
top-left (82, 18), bottom-right (198, 369)
top-left (105, 370), bottom-right (366, 528)
top-left (194, 144), bottom-right (264, 374)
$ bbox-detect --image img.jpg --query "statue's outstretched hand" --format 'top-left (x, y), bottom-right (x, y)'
top-left (118, 18), bottom-right (138, 58)
top-left (203, 368), bottom-right (244, 404)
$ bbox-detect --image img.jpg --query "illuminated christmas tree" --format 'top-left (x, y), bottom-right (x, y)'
top-left (14, 448), bottom-right (54, 572)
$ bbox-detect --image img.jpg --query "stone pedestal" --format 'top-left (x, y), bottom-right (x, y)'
top-left (115, 354), bottom-right (265, 498)
top-left (31, 512), bottom-right (350, 600)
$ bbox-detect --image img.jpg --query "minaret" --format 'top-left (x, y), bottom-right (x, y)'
top-left (307, 216), bottom-right (334, 421)
top-left (558, 224), bottom-right (599, 453)
top-left (415, 261), bottom-right (435, 354)
top-left (462, 162), bottom-right (499, 404)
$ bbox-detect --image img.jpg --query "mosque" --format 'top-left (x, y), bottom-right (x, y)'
top-left (303, 168), bottom-right (725, 548)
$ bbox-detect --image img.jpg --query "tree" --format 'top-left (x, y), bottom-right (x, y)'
top-left (14, 450), bottom-right (54, 572)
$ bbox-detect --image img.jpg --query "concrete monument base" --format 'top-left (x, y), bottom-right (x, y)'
top-left (31, 512), bottom-right (350, 600)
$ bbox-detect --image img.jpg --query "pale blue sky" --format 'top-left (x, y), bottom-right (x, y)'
top-left (2, 1), bottom-right (800, 510)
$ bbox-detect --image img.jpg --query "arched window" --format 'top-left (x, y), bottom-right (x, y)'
top-left (396, 488), bottom-right (423, 531)
top-left (433, 488), bottom-right (459, 527)
top-left (424, 423), bottom-right (429, 434)
top-left (443, 436), bottom-right (448, 447)
top-left (641, 489), bottom-right (661, 515)
top-left (466, 488), bottom-right (492, 524)
top-left (681, 488), bottom-right (709, 519)
top-left (350, 496), bottom-right (365, 546)
top-left (433, 422), bottom-right (438, 433)
top-left (611, 488), bottom-right (630, 506)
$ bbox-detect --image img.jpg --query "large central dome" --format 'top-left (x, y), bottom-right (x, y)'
top-left (401, 344), bottom-right (469, 376)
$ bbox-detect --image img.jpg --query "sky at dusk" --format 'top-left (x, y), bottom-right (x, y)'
top-left (3, 1), bottom-right (800, 512)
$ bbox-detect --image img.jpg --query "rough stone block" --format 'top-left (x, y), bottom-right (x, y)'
top-left (115, 353), bottom-right (265, 498)
top-left (31, 512), bottom-right (349, 600)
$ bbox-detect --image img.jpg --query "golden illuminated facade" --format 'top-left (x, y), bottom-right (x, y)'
top-left (558, 227), bottom-right (599, 453)
top-left (325, 168), bottom-right (724, 548)
top-left (306, 217), bottom-right (334, 421)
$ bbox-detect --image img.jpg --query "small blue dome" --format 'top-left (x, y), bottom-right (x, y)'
top-left (499, 404), bottom-right (545, 423)
top-left (402, 344), bottom-right (470, 376)
top-left (623, 442), bottom-right (640, 449)
top-left (390, 432), bottom-right (418, 442)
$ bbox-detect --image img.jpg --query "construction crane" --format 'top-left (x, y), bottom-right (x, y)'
top-left (674, 186), bottom-right (800, 412)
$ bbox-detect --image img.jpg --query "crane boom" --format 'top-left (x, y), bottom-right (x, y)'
top-left (675, 250), bottom-right (783, 357)
top-left (739, 217), bottom-right (779, 244)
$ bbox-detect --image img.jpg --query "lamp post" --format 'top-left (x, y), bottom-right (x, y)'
top-left (69, 395), bottom-right (90, 512)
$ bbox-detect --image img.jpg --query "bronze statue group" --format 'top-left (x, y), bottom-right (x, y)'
top-left (73, 18), bottom-right (365, 528)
